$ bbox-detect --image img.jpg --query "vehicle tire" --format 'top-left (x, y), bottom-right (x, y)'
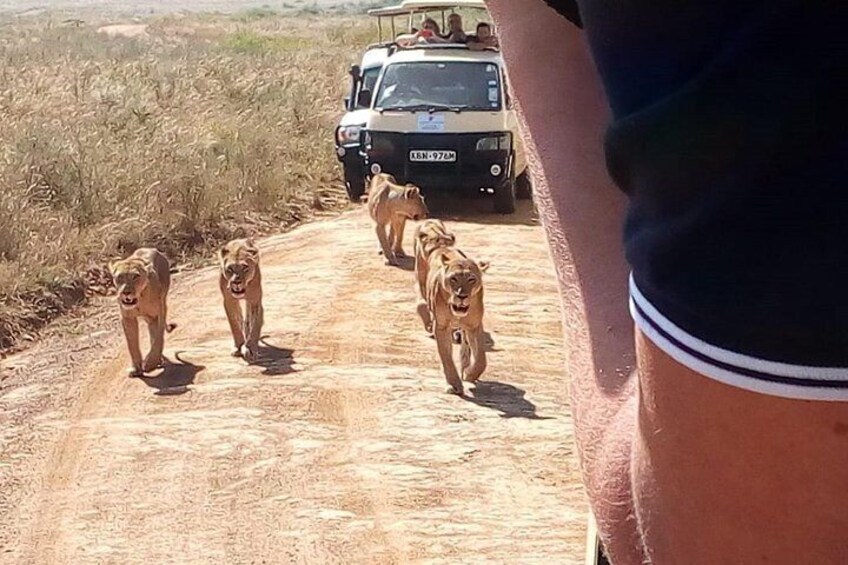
top-left (493, 178), bottom-right (516, 214)
top-left (516, 171), bottom-right (533, 200)
top-left (343, 164), bottom-right (366, 202)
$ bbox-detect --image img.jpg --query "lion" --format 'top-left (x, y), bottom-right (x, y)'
top-left (413, 219), bottom-right (457, 334)
top-left (367, 173), bottom-right (428, 265)
top-left (110, 247), bottom-right (177, 377)
top-left (219, 238), bottom-right (264, 362)
top-left (425, 246), bottom-right (490, 395)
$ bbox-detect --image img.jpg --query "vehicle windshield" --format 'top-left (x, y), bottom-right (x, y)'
top-left (374, 61), bottom-right (501, 112)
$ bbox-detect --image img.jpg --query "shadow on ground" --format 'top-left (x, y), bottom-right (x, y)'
top-left (254, 337), bottom-right (298, 376)
top-left (482, 331), bottom-right (497, 352)
top-left (138, 352), bottom-right (204, 396)
top-left (392, 255), bottom-right (415, 272)
top-left (464, 380), bottom-right (553, 420)
top-left (425, 194), bottom-right (538, 227)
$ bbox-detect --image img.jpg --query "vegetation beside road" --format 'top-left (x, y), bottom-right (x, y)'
top-left (0, 9), bottom-right (371, 350)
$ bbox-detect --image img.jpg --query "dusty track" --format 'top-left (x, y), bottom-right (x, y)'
top-left (0, 201), bottom-right (587, 564)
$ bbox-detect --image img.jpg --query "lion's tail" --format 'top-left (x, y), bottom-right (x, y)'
top-left (166, 323), bottom-right (177, 333)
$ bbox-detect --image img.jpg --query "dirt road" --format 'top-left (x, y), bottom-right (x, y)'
top-left (0, 201), bottom-right (587, 564)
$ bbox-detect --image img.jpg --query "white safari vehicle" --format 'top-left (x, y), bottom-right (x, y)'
top-left (363, 42), bottom-right (528, 213)
top-left (335, 43), bottom-right (390, 200)
top-left (334, 0), bottom-right (530, 213)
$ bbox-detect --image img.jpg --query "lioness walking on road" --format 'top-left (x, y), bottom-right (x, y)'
top-left (367, 173), bottom-right (428, 265)
top-left (110, 248), bottom-right (177, 377)
top-left (219, 238), bottom-right (264, 362)
top-left (425, 246), bottom-right (489, 395)
top-left (413, 219), bottom-right (456, 335)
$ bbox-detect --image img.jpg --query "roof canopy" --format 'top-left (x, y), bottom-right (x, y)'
top-left (368, 0), bottom-right (487, 17)
top-left (367, 5), bottom-right (407, 17)
top-left (399, 0), bottom-right (487, 10)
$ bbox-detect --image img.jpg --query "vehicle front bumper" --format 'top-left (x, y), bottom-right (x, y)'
top-left (362, 131), bottom-right (513, 191)
top-left (335, 143), bottom-right (362, 170)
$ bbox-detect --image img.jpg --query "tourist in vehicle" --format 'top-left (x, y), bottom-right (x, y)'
top-left (418, 17), bottom-right (442, 41)
top-left (441, 13), bottom-right (468, 43)
top-left (374, 65), bottom-right (425, 108)
top-left (467, 22), bottom-right (499, 50)
top-left (395, 17), bottom-right (442, 47)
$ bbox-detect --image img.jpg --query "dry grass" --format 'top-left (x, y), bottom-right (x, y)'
top-left (0, 10), bottom-right (373, 350)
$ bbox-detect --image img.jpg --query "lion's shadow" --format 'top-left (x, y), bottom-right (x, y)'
top-left (138, 352), bottom-right (204, 396)
top-left (463, 380), bottom-right (553, 420)
top-left (251, 337), bottom-right (298, 376)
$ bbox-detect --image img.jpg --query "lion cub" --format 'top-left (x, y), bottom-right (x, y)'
top-left (367, 173), bottom-right (428, 265)
top-left (413, 219), bottom-right (456, 334)
top-left (219, 238), bottom-right (264, 362)
top-left (110, 248), bottom-right (176, 376)
top-left (425, 247), bottom-right (490, 395)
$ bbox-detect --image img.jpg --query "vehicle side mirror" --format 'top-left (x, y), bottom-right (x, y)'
top-left (357, 88), bottom-right (372, 108)
top-left (349, 64), bottom-right (361, 78)
top-left (343, 96), bottom-right (351, 109)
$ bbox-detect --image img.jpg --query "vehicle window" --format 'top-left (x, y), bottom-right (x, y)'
top-left (361, 67), bottom-right (381, 96)
top-left (374, 62), bottom-right (501, 112)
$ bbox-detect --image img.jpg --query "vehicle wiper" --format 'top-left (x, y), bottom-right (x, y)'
top-left (378, 104), bottom-right (467, 113)
top-left (426, 104), bottom-right (467, 114)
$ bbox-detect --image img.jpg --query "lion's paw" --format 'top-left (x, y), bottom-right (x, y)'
top-left (142, 356), bottom-right (163, 373)
top-left (241, 344), bottom-right (259, 363)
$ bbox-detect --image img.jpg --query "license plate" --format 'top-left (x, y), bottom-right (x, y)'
top-left (409, 150), bottom-right (457, 163)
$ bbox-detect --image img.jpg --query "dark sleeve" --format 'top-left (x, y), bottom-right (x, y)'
top-left (541, 0), bottom-right (582, 28)
top-left (584, 1), bottom-right (848, 363)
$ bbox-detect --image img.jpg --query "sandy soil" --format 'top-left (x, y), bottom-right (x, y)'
top-left (0, 200), bottom-right (587, 564)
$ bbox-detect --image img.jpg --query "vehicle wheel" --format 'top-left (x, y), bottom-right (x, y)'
top-left (516, 171), bottom-right (533, 200)
top-left (493, 179), bottom-right (516, 214)
top-left (343, 164), bottom-right (366, 202)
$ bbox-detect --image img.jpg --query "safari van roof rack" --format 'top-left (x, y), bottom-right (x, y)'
top-left (386, 43), bottom-right (499, 56)
top-left (367, 0), bottom-right (489, 44)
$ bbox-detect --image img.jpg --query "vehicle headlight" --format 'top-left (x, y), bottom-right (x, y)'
top-left (337, 124), bottom-right (364, 146)
top-left (476, 133), bottom-right (511, 151)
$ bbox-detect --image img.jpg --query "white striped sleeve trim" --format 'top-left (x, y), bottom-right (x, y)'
top-left (629, 275), bottom-right (848, 401)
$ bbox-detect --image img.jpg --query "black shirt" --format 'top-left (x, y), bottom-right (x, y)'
top-left (547, 1), bottom-right (848, 365)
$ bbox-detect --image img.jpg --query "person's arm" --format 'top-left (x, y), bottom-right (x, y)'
top-left (467, 38), bottom-right (492, 51)
top-left (449, 31), bottom-right (468, 43)
top-left (394, 33), bottom-right (417, 48)
top-left (487, 2), bottom-right (848, 564)
top-left (483, 1), bottom-right (641, 562)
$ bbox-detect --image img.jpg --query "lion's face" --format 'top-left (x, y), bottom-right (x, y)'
top-left (110, 260), bottom-right (150, 310)
top-left (399, 185), bottom-right (428, 221)
top-left (220, 239), bottom-right (259, 299)
top-left (440, 259), bottom-right (484, 318)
